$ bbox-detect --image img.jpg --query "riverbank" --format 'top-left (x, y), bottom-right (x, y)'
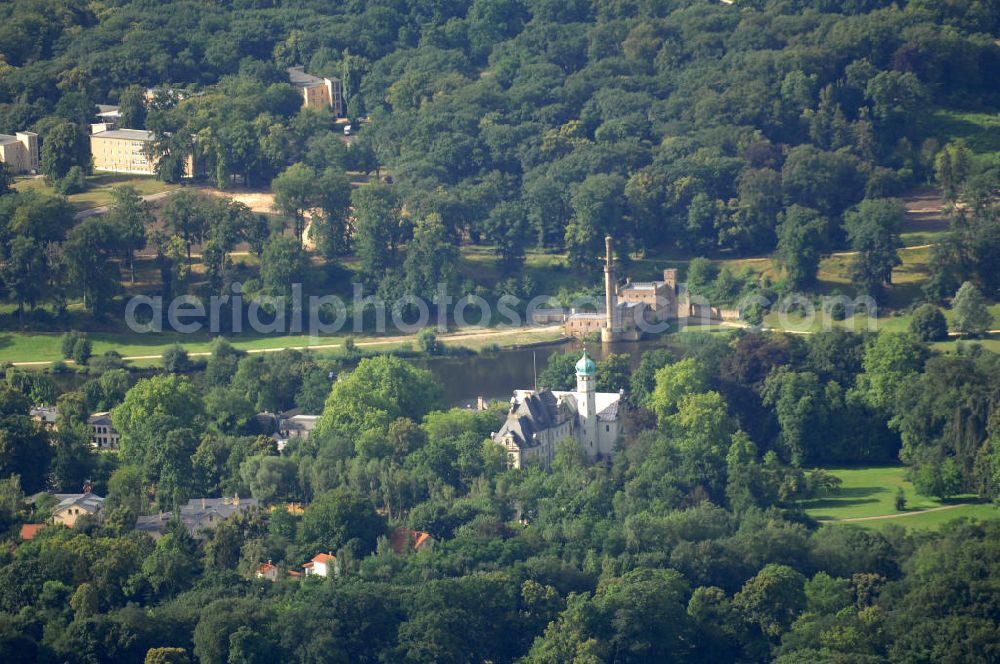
top-left (2, 324), bottom-right (567, 368)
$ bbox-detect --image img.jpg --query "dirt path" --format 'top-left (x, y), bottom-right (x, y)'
top-left (831, 503), bottom-right (971, 523)
top-left (73, 190), bottom-right (174, 221)
top-left (196, 187), bottom-right (317, 250)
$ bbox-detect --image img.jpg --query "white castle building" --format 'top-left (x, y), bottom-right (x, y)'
top-left (493, 351), bottom-right (622, 469)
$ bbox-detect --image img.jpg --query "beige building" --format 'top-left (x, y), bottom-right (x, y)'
top-left (52, 491), bottom-right (104, 528)
top-left (88, 412), bottom-right (120, 449)
top-left (90, 124), bottom-right (193, 176)
top-left (0, 132), bottom-right (39, 174)
top-left (288, 66), bottom-right (344, 116)
top-left (90, 124), bottom-right (156, 174)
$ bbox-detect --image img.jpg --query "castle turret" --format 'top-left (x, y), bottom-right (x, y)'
top-left (575, 350), bottom-right (598, 457)
top-left (601, 235), bottom-right (618, 343)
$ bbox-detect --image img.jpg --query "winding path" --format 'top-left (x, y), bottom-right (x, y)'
top-left (827, 503), bottom-right (972, 523)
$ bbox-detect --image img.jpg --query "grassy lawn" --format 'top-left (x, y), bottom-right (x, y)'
top-left (14, 174), bottom-right (176, 212)
top-left (798, 466), bottom-right (998, 530)
top-left (861, 503), bottom-right (1000, 531)
top-left (764, 300), bottom-right (1000, 341)
top-left (0, 322), bottom-right (566, 366)
top-left (928, 109), bottom-right (1000, 157)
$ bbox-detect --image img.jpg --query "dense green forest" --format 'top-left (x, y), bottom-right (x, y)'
top-left (2, 0), bottom-right (1000, 662)
top-left (1, 328), bottom-right (999, 662)
top-left (1, 0), bottom-right (999, 325)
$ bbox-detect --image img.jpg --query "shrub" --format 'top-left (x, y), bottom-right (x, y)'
top-left (61, 331), bottom-right (87, 359)
top-left (72, 337), bottom-right (93, 365)
top-left (686, 257), bottom-right (718, 296)
top-left (53, 165), bottom-right (87, 195)
top-left (909, 303), bottom-right (948, 341)
top-left (162, 345), bottom-right (191, 373)
top-left (417, 329), bottom-right (441, 355)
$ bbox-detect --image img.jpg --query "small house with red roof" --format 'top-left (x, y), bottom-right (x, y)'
top-left (390, 526), bottom-right (435, 554)
top-left (302, 552), bottom-right (338, 578)
top-left (255, 560), bottom-right (278, 581)
top-left (19, 523), bottom-right (46, 541)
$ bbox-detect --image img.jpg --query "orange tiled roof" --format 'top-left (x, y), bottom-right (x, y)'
top-left (413, 531), bottom-right (432, 549)
top-left (257, 562), bottom-right (276, 574)
top-left (19, 523), bottom-right (46, 541)
top-left (312, 552), bottom-right (335, 563)
top-left (390, 526), bottom-right (433, 554)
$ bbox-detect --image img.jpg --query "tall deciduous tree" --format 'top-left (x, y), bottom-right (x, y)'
top-left (111, 374), bottom-right (206, 468)
top-left (844, 198), bottom-right (905, 293)
top-left (351, 184), bottom-right (403, 281)
top-left (107, 186), bottom-right (154, 284)
top-left (484, 201), bottom-right (529, 276)
top-left (301, 486), bottom-right (386, 556)
top-left (312, 167), bottom-right (352, 257)
top-left (64, 216), bottom-right (124, 314)
top-left (315, 355), bottom-right (442, 437)
top-left (775, 205), bottom-right (827, 289)
top-left (565, 174), bottom-right (626, 269)
top-left (118, 85), bottom-right (148, 130)
top-left (40, 122), bottom-right (89, 181)
top-left (271, 163), bottom-right (317, 247)
top-left (403, 213), bottom-right (458, 301)
top-left (163, 190), bottom-right (207, 261)
top-left (951, 281), bottom-right (992, 337)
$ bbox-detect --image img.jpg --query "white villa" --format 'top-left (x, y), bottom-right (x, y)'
top-left (493, 351), bottom-right (622, 469)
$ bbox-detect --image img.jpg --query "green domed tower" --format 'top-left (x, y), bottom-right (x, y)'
top-left (575, 350), bottom-right (598, 451)
top-left (575, 350), bottom-right (597, 377)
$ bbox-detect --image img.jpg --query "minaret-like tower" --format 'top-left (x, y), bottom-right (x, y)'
top-left (601, 235), bottom-right (617, 343)
top-left (575, 350), bottom-right (598, 458)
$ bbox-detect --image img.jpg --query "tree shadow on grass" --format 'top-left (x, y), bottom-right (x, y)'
top-left (799, 486), bottom-right (885, 510)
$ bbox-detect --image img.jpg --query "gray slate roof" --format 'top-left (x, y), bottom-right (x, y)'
top-left (137, 496), bottom-right (259, 538)
top-left (495, 390), bottom-right (574, 447)
top-left (31, 406), bottom-right (58, 424)
top-left (54, 493), bottom-right (104, 514)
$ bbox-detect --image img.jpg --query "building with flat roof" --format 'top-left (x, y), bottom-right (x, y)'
top-left (96, 104), bottom-right (122, 123)
top-left (288, 66), bottom-right (343, 116)
top-left (0, 132), bottom-right (39, 174)
top-left (89, 123), bottom-right (193, 176)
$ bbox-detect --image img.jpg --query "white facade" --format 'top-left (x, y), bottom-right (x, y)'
top-left (494, 351), bottom-right (622, 469)
top-left (303, 553), bottom-right (338, 577)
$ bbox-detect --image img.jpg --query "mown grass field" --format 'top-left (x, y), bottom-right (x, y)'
top-left (14, 173), bottom-right (176, 212)
top-left (798, 466), bottom-right (998, 530)
top-left (0, 323), bottom-right (566, 366)
top-left (929, 109), bottom-right (1000, 157)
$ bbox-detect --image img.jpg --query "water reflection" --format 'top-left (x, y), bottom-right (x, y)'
top-left (416, 338), bottom-right (670, 408)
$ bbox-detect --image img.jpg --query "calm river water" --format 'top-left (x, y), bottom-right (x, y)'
top-left (50, 336), bottom-right (675, 410)
top-left (416, 337), bottom-right (670, 408)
